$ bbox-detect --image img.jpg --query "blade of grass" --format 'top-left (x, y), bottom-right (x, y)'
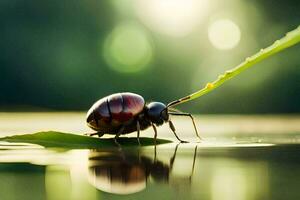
top-left (0, 131), bottom-right (171, 149)
top-left (168, 25), bottom-right (300, 107)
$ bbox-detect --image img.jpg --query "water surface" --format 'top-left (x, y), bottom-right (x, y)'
top-left (0, 113), bottom-right (300, 200)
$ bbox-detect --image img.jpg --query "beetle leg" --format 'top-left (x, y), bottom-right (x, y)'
top-left (168, 120), bottom-right (188, 143)
top-left (169, 112), bottom-right (202, 141)
top-left (151, 123), bottom-right (157, 145)
top-left (84, 132), bottom-right (96, 136)
top-left (97, 132), bottom-right (105, 138)
top-left (114, 126), bottom-right (125, 146)
top-left (136, 121), bottom-right (141, 145)
top-left (85, 132), bottom-right (105, 138)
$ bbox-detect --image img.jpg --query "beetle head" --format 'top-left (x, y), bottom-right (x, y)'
top-left (145, 102), bottom-right (169, 126)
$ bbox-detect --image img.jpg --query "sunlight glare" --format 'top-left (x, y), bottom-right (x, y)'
top-left (135, 0), bottom-right (209, 37)
top-left (208, 19), bottom-right (241, 50)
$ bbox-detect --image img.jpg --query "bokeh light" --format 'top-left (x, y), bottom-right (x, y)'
top-left (103, 22), bottom-right (153, 73)
top-left (1, 0), bottom-right (299, 113)
top-left (135, 0), bottom-right (209, 37)
top-left (208, 19), bottom-right (241, 50)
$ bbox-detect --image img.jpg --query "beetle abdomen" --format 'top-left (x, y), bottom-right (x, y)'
top-left (87, 92), bottom-right (145, 131)
top-left (90, 98), bottom-right (111, 128)
top-left (109, 93), bottom-right (145, 125)
top-left (120, 92), bottom-right (145, 117)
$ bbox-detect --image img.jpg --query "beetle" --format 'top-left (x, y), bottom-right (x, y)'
top-left (86, 92), bottom-right (201, 144)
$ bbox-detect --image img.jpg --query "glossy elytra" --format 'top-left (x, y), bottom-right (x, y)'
top-left (86, 92), bottom-right (201, 144)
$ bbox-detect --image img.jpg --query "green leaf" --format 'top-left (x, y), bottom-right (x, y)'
top-left (0, 131), bottom-right (171, 149)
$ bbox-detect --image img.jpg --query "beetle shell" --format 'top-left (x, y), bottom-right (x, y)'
top-left (87, 92), bottom-right (145, 132)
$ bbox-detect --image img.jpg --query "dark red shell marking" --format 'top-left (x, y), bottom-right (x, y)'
top-left (87, 92), bottom-right (145, 131)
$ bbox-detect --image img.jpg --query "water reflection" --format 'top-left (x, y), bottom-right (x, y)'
top-left (87, 144), bottom-right (197, 194)
top-left (1, 143), bottom-right (300, 199)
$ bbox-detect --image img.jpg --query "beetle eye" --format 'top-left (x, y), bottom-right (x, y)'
top-left (160, 109), bottom-right (169, 121)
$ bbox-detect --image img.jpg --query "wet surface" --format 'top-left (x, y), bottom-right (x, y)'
top-left (0, 113), bottom-right (300, 200)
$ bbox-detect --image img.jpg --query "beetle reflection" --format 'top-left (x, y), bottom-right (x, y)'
top-left (87, 145), bottom-right (197, 194)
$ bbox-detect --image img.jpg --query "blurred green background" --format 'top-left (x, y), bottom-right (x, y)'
top-left (1, 0), bottom-right (299, 113)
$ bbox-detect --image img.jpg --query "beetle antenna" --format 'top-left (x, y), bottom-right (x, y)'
top-left (167, 95), bottom-right (191, 108)
top-left (167, 107), bottom-right (180, 113)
